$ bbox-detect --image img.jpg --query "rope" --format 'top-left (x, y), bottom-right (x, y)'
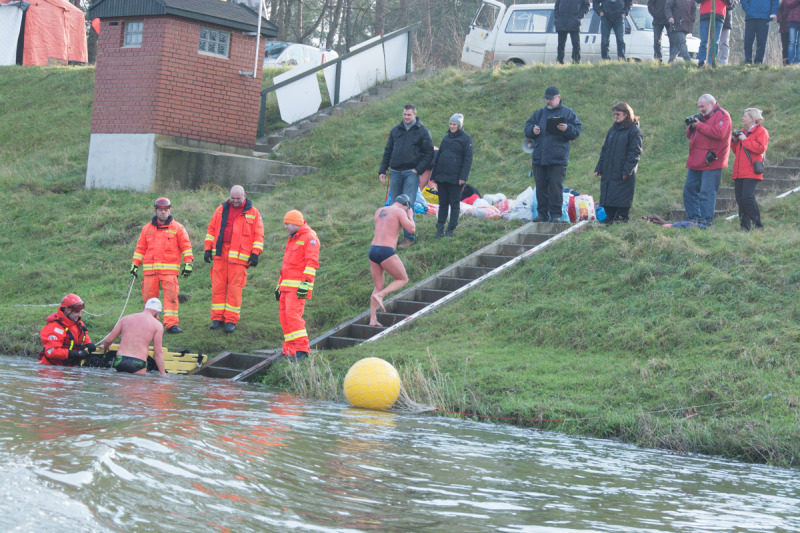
top-left (14, 276), bottom-right (137, 320)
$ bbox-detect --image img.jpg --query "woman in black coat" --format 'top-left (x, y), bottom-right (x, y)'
top-left (594, 102), bottom-right (642, 223)
top-left (430, 113), bottom-right (473, 238)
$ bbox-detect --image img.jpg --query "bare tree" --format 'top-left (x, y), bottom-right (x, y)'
top-left (326, 0), bottom-right (345, 48)
top-left (375, 0), bottom-right (385, 36)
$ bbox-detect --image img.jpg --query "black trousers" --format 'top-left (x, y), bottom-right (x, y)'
top-left (557, 31), bottom-right (581, 63)
top-left (602, 206), bottom-right (630, 222)
top-left (533, 164), bottom-right (567, 220)
top-left (437, 182), bottom-right (463, 229)
top-left (734, 178), bottom-right (762, 229)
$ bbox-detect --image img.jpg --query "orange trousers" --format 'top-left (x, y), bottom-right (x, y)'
top-left (210, 244), bottom-right (247, 324)
top-left (142, 274), bottom-right (180, 328)
top-left (279, 290), bottom-right (308, 355)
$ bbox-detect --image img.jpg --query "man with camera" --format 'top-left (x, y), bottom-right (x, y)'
top-left (683, 93), bottom-right (732, 227)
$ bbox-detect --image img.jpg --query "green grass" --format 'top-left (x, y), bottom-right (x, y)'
top-left (1, 63), bottom-right (799, 467)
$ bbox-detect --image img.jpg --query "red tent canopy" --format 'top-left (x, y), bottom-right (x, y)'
top-left (1, 0), bottom-right (88, 65)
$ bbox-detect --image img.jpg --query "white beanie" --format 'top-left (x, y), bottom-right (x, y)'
top-left (144, 298), bottom-right (163, 313)
top-left (449, 113), bottom-right (464, 128)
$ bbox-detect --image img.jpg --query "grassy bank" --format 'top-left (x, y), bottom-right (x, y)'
top-left (1, 63), bottom-right (799, 467)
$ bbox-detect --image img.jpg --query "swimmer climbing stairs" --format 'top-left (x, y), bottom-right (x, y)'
top-left (194, 221), bottom-right (586, 381)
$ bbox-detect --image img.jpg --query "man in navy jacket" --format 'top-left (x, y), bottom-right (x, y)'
top-left (524, 87), bottom-right (582, 222)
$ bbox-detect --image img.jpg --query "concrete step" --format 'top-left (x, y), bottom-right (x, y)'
top-left (456, 265), bottom-right (495, 280)
top-left (434, 276), bottom-right (473, 291)
top-left (475, 254), bottom-right (516, 269)
top-left (778, 157), bottom-right (800, 167)
top-left (764, 166), bottom-right (800, 180)
top-left (758, 176), bottom-right (800, 190)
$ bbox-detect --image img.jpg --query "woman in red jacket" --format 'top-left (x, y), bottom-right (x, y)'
top-left (731, 107), bottom-right (769, 231)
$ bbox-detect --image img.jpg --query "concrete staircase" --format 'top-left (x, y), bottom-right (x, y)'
top-left (253, 70), bottom-right (435, 159)
top-left (310, 221), bottom-right (583, 350)
top-left (669, 157), bottom-right (800, 221)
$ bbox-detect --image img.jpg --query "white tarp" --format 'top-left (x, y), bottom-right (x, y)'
top-left (274, 61), bottom-right (322, 124)
top-left (0, 2), bottom-right (24, 66)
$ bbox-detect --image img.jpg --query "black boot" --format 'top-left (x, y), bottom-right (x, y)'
top-left (445, 226), bottom-right (456, 237)
top-left (435, 223), bottom-right (444, 239)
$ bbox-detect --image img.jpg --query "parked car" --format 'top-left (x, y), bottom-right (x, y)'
top-left (264, 41), bottom-right (339, 67)
top-left (462, 0), bottom-right (700, 66)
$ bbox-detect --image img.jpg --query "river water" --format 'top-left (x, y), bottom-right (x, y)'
top-left (1, 357), bottom-right (798, 533)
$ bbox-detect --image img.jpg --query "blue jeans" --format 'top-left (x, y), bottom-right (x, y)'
top-left (389, 169), bottom-right (419, 240)
top-left (684, 168), bottom-right (722, 225)
top-left (601, 14), bottom-right (626, 59)
top-left (698, 18), bottom-right (724, 64)
top-left (743, 18), bottom-right (770, 64)
top-left (789, 24), bottom-right (800, 65)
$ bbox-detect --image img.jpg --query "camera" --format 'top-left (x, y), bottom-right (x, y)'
top-left (685, 113), bottom-right (702, 125)
top-left (705, 151), bottom-right (717, 165)
top-left (732, 129), bottom-right (743, 140)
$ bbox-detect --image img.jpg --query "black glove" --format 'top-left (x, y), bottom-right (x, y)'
top-left (181, 263), bottom-right (193, 278)
top-left (204, 250), bottom-right (213, 263)
top-left (130, 263), bottom-right (139, 278)
top-left (248, 253), bottom-right (259, 267)
top-left (275, 284), bottom-right (281, 301)
top-left (84, 343), bottom-right (97, 354)
top-left (68, 349), bottom-right (89, 360)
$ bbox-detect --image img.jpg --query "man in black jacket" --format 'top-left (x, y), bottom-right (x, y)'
top-left (378, 104), bottom-right (434, 249)
top-left (555, 0), bottom-right (591, 63)
top-left (595, 0), bottom-right (633, 59)
top-left (648, 0), bottom-right (670, 60)
top-left (524, 87), bottom-right (582, 223)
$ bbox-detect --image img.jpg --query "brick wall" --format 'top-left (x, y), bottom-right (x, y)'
top-left (91, 16), bottom-right (264, 149)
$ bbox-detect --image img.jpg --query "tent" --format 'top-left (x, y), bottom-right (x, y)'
top-left (0, 0), bottom-right (87, 66)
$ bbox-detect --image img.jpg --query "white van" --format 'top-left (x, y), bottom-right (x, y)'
top-left (462, 0), bottom-right (700, 67)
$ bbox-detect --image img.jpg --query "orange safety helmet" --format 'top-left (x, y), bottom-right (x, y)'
top-left (61, 293), bottom-right (85, 312)
top-left (154, 197), bottom-right (171, 209)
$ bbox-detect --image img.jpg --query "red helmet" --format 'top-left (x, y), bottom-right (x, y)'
top-left (154, 197), bottom-right (171, 209)
top-left (61, 293), bottom-right (85, 312)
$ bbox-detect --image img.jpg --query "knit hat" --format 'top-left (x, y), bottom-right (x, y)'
top-left (284, 209), bottom-right (304, 225)
top-left (449, 113), bottom-right (464, 128)
top-left (144, 298), bottom-right (163, 313)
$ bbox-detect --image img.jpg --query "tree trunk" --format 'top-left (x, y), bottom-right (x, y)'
top-left (296, 0), bottom-right (303, 42)
top-left (326, 0), bottom-right (344, 49)
top-left (375, 0), bottom-right (385, 37)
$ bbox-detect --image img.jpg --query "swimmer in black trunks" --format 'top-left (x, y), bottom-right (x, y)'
top-left (97, 298), bottom-right (167, 376)
top-left (369, 194), bottom-right (416, 327)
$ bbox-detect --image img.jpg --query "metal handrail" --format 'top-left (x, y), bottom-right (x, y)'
top-left (257, 22), bottom-right (420, 137)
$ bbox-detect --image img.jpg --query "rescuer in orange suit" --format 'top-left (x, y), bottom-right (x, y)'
top-left (275, 210), bottom-right (320, 360)
top-left (130, 197), bottom-right (193, 334)
top-left (204, 185), bottom-right (264, 334)
top-left (38, 293), bottom-right (96, 366)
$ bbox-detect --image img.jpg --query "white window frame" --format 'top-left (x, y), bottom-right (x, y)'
top-left (123, 21), bottom-right (143, 48)
top-left (199, 27), bottom-right (230, 59)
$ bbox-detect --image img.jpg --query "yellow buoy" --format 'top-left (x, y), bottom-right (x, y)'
top-left (343, 357), bottom-right (401, 410)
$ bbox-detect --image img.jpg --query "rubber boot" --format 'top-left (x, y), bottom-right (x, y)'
top-left (445, 226), bottom-right (456, 237)
top-left (435, 223), bottom-right (445, 239)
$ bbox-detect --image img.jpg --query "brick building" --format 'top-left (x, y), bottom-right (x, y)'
top-left (85, 0), bottom-right (277, 191)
